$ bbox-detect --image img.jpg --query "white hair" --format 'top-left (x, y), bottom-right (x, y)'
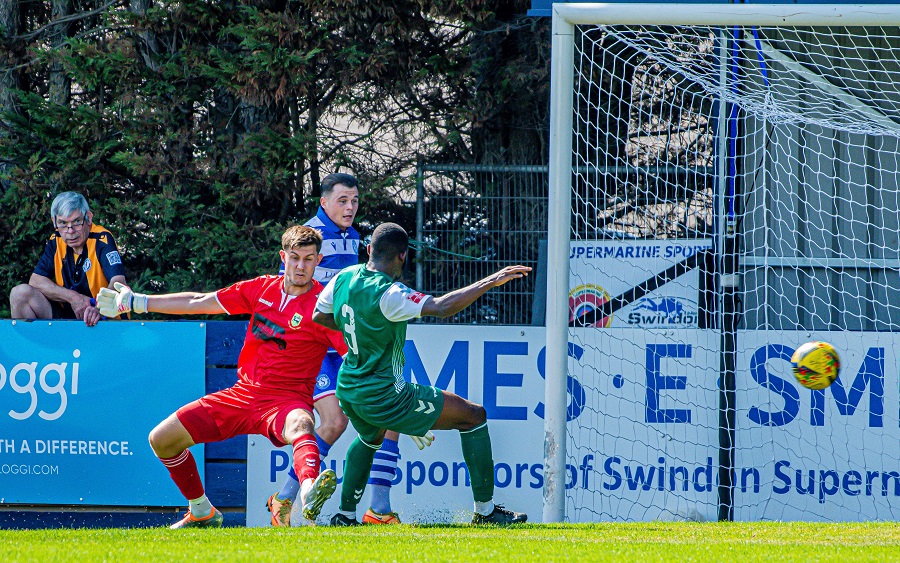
top-left (50, 192), bottom-right (90, 220)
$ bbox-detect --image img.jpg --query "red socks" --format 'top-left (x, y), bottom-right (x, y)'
top-left (293, 434), bottom-right (320, 483)
top-left (160, 436), bottom-right (319, 501)
top-left (159, 449), bottom-right (204, 501)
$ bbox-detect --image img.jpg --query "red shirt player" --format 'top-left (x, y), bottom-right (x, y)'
top-left (98, 225), bottom-right (346, 528)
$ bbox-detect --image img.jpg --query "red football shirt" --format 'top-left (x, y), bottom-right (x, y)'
top-left (216, 275), bottom-right (348, 396)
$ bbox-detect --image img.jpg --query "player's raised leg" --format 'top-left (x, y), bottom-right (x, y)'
top-left (281, 407), bottom-right (337, 524)
top-left (269, 355), bottom-right (346, 527)
top-left (149, 412), bottom-right (223, 529)
top-left (432, 391), bottom-right (527, 525)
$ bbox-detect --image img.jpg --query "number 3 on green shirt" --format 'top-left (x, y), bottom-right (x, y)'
top-left (341, 303), bottom-right (359, 354)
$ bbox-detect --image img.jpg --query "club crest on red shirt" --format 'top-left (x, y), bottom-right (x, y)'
top-left (290, 313), bottom-right (303, 328)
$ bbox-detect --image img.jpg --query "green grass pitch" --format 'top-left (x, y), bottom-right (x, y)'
top-left (3, 522), bottom-right (900, 562)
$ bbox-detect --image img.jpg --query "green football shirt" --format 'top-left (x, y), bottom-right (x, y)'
top-left (316, 264), bottom-right (430, 405)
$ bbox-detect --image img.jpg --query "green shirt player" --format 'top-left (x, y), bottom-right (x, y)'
top-left (313, 222), bottom-right (531, 526)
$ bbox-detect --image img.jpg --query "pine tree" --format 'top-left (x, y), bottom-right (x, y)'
top-left (0, 0), bottom-right (550, 315)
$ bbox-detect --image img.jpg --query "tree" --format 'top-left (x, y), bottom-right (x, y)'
top-left (0, 0), bottom-right (19, 195)
top-left (0, 0), bottom-right (551, 317)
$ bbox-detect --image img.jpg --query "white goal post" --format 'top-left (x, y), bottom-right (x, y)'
top-left (545, 3), bottom-right (900, 523)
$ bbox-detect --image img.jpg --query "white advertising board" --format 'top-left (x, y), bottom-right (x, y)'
top-left (569, 240), bottom-right (711, 328)
top-left (735, 331), bottom-right (900, 521)
top-left (566, 328), bottom-right (721, 522)
top-left (246, 326), bottom-right (900, 524)
top-left (247, 326), bottom-right (548, 526)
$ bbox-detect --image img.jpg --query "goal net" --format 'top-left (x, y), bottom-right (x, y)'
top-left (544, 4), bottom-right (900, 523)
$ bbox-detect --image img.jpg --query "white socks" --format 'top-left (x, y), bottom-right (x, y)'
top-left (299, 478), bottom-right (314, 505)
top-left (474, 500), bottom-right (495, 516)
top-left (189, 494), bottom-right (213, 518)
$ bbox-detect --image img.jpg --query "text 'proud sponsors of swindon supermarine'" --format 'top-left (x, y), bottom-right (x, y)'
top-left (247, 326), bottom-right (900, 524)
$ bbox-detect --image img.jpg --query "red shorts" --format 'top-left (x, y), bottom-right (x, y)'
top-left (176, 382), bottom-right (312, 447)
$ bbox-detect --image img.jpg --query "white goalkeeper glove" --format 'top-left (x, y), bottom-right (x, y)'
top-left (409, 431), bottom-right (435, 450)
top-left (97, 282), bottom-right (148, 317)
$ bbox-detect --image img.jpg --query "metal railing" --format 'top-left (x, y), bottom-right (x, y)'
top-left (414, 164), bottom-right (549, 325)
top-left (412, 162), bottom-right (717, 325)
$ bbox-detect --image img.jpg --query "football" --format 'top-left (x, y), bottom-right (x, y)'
top-left (791, 341), bottom-right (841, 390)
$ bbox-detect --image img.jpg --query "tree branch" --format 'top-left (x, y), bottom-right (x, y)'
top-left (12, 0), bottom-right (123, 43)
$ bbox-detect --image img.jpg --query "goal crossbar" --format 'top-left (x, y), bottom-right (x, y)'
top-left (553, 3), bottom-right (900, 27)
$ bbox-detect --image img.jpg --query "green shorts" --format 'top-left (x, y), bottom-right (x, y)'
top-left (338, 382), bottom-right (445, 443)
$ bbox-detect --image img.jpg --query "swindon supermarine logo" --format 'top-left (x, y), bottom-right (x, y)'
top-left (290, 313), bottom-right (303, 328)
top-left (568, 284), bottom-right (612, 328)
top-left (627, 296), bottom-right (698, 327)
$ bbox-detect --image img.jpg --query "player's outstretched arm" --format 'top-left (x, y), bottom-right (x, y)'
top-left (421, 265), bottom-right (531, 319)
top-left (98, 282), bottom-right (226, 317)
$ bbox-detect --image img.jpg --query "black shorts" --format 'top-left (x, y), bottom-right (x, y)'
top-left (50, 300), bottom-right (77, 319)
top-left (51, 296), bottom-right (126, 320)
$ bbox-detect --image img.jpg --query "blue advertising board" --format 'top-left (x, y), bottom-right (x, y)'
top-left (0, 320), bottom-right (205, 506)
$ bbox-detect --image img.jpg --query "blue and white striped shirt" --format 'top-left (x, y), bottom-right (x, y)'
top-left (278, 206), bottom-right (359, 285)
top-left (280, 206), bottom-right (360, 282)
top-left (306, 207), bottom-right (360, 283)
